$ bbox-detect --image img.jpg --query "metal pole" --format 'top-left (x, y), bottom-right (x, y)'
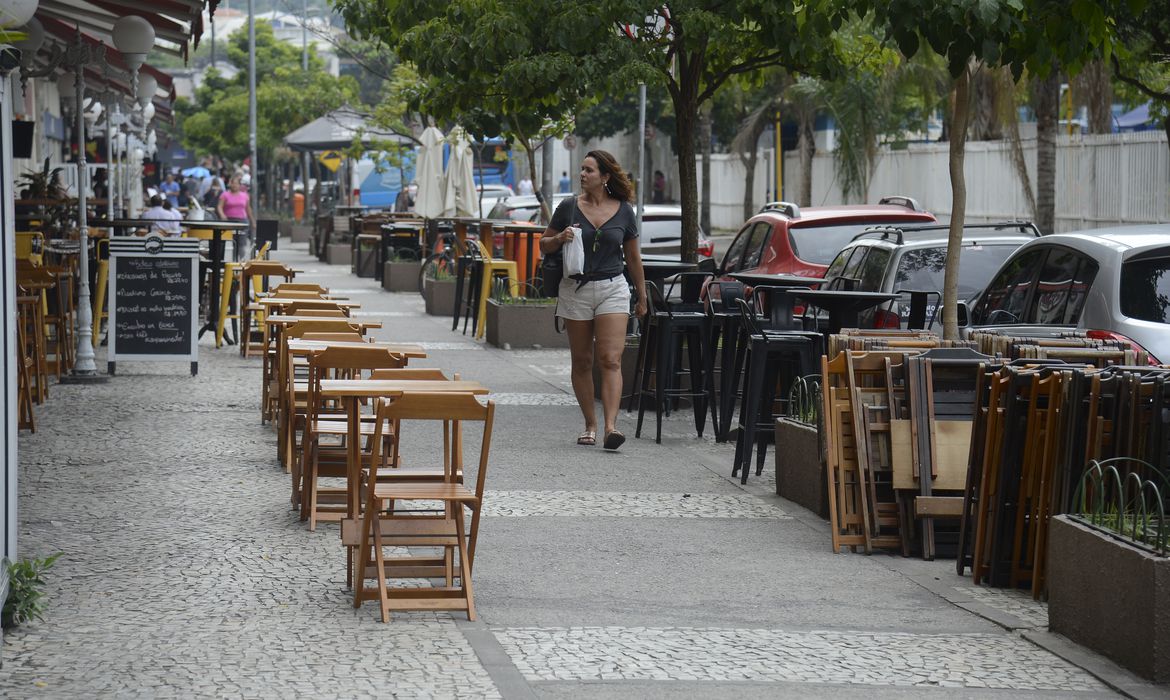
top-left (774, 110), bottom-right (782, 201)
top-left (105, 96), bottom-right (114, 225)
top-left (636, 82), bottom-right (646, 233)
top-left (210, 9), bottom-right (216, 67)
top-left (247, 0), bottom-right (258, 258)
top-left (302, 0), bottom-right (308, 71)
top-left (72, 61), bottom-right (98, 376)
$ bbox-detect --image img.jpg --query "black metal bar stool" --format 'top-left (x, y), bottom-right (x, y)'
top-left (635, 281), bottom-right (711, 444)
top-left (705, 280), bottom-right (745, 442)
top-left (731, 292), bottom-right (823, 484)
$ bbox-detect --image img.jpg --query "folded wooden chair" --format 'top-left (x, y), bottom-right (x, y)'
top-left (353, 392), bottom-right (494, 622)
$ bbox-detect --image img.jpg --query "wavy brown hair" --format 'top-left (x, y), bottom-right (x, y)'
top-left (585, 149), bottom-right (634, 203)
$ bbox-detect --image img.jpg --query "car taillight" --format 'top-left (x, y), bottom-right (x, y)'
top-left (874, 308), bottom-right (902, 329)
top-left (1085, 329), bottom-right (1161, 365)
top-left (697, 240), bottom-right (714, 257)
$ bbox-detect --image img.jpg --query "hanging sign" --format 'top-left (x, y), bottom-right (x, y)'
top-left (318, 151), bottom-right (343, 172)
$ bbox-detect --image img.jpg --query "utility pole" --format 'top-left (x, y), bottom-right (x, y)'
top-left (247, 0), bottom-right (258, 259)
top-left (302, 0), bottom-right (312, 221)
top-left (636, 82), bottom-right (645, 234)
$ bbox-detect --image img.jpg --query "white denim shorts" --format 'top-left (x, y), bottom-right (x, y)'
top-left (555, 275), bottom-right (631, 320)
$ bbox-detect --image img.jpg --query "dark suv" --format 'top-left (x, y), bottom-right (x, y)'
top-left (821, 221), bottom-right (1040, 329)
top-left (717, 196), bottom-right (937, 280)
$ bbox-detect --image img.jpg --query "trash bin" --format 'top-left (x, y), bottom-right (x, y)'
top-left (503, 228), bottom-right (542, 295)
top-left (354, 234), bottom-right (380, 278)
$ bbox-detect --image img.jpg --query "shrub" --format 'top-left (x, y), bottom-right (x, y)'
top-left (2, 553), bottom-right (62, 629)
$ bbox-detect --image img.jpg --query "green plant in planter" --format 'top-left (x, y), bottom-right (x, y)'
top-left (3, 553), bottom-right (62, 629)
top-left (491, 279), bottom-right (555, 304)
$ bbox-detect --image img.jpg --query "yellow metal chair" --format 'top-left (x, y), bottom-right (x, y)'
top-left (217, 243), bottom-right (272, 348)
top-left (16, 232), bottom-right (44, 266)
top-left (472, 240), bottom-right (519, 340)
top-left (91, 240), bottom-right (109, 348)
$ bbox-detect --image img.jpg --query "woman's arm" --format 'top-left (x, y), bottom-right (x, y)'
top-left (246, 196), bottom-right (254, 226)
top-left (623, 237), bottom-right (648, 318)
top-left (216, 194), bottom-right (225, 220)
top-left (539, 198), bottom-right (575, 254)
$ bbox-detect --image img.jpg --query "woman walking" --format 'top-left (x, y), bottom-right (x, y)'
top-left (540, 150), bottom-right (647, 450)
top-left (216, 175), bottom-right (254, 261)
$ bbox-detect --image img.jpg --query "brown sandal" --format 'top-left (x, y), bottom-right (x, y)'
top-left (603, 430), bottom-right (626, 451)
top-left (577, 430), bottom-right (597, 446)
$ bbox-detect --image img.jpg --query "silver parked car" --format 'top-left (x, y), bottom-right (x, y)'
top-left (964, 225), bottom-right (1170, 363)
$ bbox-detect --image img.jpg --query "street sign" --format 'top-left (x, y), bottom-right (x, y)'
top-left (562, 134), bottom-right (577, 150)
top-left (318, 151), bottom-right (342, 172)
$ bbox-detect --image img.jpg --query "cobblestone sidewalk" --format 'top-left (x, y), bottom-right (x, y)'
top-left (0, 241), bottom-right (1145, 699)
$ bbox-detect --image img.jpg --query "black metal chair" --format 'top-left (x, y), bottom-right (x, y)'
top-left (731, 294), bottom-right (823, 484)
top-left (635, 281), bottom-right (710, 444)
top-left (705, 280), bottom-right (745, 442)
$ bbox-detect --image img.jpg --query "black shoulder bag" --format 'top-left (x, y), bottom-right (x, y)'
top-left (540, 197), bottom-right (576, 298)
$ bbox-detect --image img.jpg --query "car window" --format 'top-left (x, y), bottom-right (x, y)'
top-left (741, 222), bottom-right (773, 270)
top-left (641, 219), bottom-right (681, 242)
top-left (858, 248), bottom-right (892, 291)
top-left (823, 245), bottom-right (857, 280)
top-left (896, 243), bottom-right (1022, 308)
top-left (1120, 254), bottom-right (1170, 324)
top-left (971, 248), bottom-right (1045, 325)
top-left (487, 200), bottom-right (510, 219)
top-left (789, 223), bottom-right (902, 266)
top-left (839, 245), bottom-right (869, 282)
top-left (1028, 247), bottom-right (1100, 325)
top-left (720, 223), bottom-right (755, 273)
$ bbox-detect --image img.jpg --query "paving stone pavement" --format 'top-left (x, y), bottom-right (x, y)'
top-left (1, 240), bottom-right (1153, 699)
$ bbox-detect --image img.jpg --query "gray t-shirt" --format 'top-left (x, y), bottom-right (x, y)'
top-left (549, 196), bottom-right (638, 276)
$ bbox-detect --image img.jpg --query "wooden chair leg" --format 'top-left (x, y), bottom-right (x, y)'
top-left (455, 504), bottom-right (476, 621)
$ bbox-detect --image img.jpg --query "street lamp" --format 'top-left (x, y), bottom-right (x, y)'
top-left (111, 14), bottom-right (153, 99)
top-left (0, 0), bottom-right (38, 27)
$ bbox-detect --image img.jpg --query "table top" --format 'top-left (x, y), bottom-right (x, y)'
top-left (640, 257), bottom-right (697, 278)
top-left (256, 298), bottom-right (359, 308)
top-left (265, 314), bottom-right (382, 328)
top-left (105, 219), bottom-right (251, 230)
top-left (729, 272), bottom-right (824, 287)
top-left (287, 339), bottom-right (426, 357)
top-left (320, 379), bottom-right (488, 398)
top-left (788, 289), bottom-right (899, 311)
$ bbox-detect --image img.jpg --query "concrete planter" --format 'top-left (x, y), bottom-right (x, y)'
top-left (290, 224), bottom-right (312, 244)
top-left (486, 299), bottom-right (567, 348)
top-left (592, 337), bottom-right (639, 401)
top-left (423, 279), bottom-right (457, 317)
top-left (774, 417), bottom-right (828, 519)
top-left (353, 240), bottom-right (379, 278)
top-left (383, 261), bottom-right (421, 293)
top-left (326, 242), bottom-right (352, 266)
top-left (1048, 515), bottom-right (1170, 683)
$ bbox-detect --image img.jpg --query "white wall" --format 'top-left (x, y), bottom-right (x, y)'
top-left (2, 73), bottom-right (20, 594)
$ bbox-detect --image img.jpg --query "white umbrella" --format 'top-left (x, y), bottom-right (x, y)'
top-left (443, 126), bottom-right (478, 217)
top-left (415, 125), bottom-right (446, 219)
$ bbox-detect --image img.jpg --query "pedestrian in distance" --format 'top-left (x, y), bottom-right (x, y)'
top-left (540, 149), bottom-right (648, 451)
top-left (652, 169), bottom-right (666, 204)
top-left (217, 175), bottom-right (254, 261)
top-left (558, 171), bottom-right (571, 193)
top-left (141, 195), bottom-right (181, 236)
top-left (202, 177), bottom-right (224, 209)
top-left (161, 172), bottom-right (181, 207)
top-left (517, 176), bottom-right (535, 196)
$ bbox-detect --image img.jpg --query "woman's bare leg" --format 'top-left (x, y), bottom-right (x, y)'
top-left (594, 313), bottom-right (628, 435)
top-left (563, 318), bottom-right (597, 432)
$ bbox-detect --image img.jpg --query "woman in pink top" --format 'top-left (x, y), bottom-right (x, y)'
top-left (216, 175), bottom-right (254, 260)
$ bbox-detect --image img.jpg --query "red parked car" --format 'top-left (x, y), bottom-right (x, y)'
top-left (716, 196), bottom-right (937, 280)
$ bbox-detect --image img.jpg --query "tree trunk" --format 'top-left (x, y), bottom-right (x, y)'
top-left (1075, 59), bottom-right (1113, 134)
top-left (740, 148), bottom-right (758, 222)
top-left (1034, 68), bottom-right (1061, 234)
top-left (541, 136), bottom-right (555, 212)
top-left (672, 70), bottom-right (700, 263)
top-left (699, 105), bottom-right (712, 236)
top-left (519, 138), bottom-right (548, 224)
top-left (797, 107), bottom-right (815, 207)
top-left (942, 67), bottom-right (972, 342)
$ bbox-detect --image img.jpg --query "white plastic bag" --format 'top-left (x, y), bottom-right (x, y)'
top-left (563, 225), bottom-right (585, 276)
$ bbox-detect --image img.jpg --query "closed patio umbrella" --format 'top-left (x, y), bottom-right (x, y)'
top-left (443, 126), bottom-right (478, 217)
top-left (415, 125), bottom-right (446, 219)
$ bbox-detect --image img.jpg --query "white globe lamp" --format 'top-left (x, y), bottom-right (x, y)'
top-left (136, 71), bottom-right (157, 109)
top-left (141, 100), bottom-right (154, 123)
top-left (14, 17), bottom-right (44, 57)
top-left (111, 14), bottom-right (154, 97)
top-left (0, 0), bottom-right (39, 28)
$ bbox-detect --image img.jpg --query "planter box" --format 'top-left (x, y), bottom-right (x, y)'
top-left (290, 224), bottom-right (312, 244)
top-left (1048, 515), bottom-right (1170, 683)
top-left (278, 219), bottom-right (292, 237)
top-left (592, 337), bottom-right (639, 401)
top-left (486, 299), bottom-right (567, 349)
top-left (354, 241), bottom-right (379, 278)
top-left (383, 261), bottom-right (421, 293)
top-left (423, 279), bottom-right (457, 317)
top-left (775, 417), bottom-right (828, 519)
top-left (326, 243), bottom-right (352, 266)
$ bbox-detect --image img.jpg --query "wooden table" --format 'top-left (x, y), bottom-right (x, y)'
top-left (319, 379), bottom-right (489, 521)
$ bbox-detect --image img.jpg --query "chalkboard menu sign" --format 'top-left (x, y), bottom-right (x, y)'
top-left (108, 236), bottom-right (200, 376)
